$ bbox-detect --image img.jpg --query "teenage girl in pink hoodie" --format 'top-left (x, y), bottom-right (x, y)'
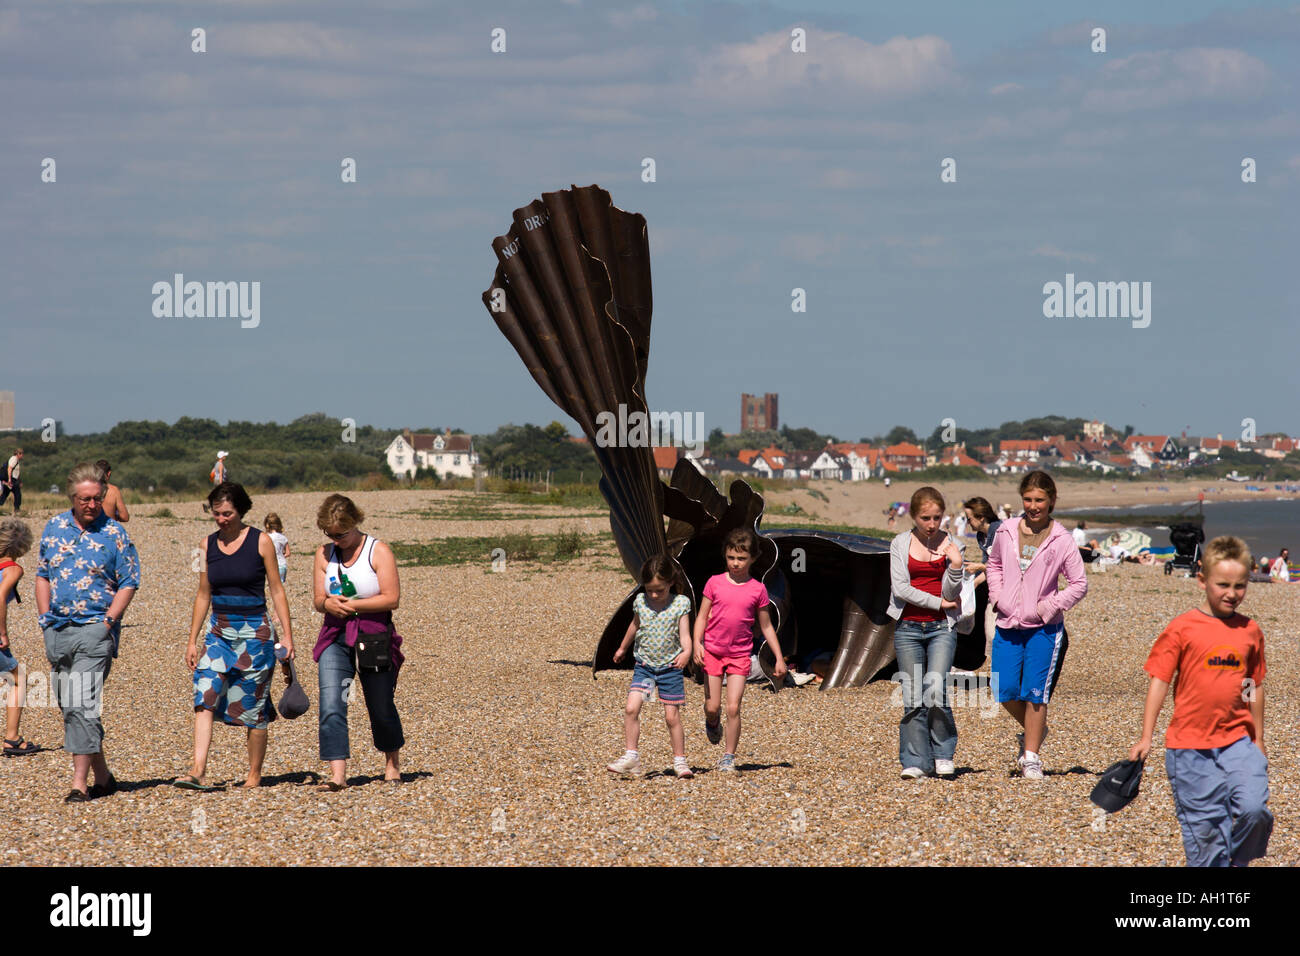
top-left (986, 471), bottom-right (1087, 779)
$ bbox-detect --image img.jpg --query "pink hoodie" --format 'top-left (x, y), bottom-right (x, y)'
top-left (986, 517), bottom-right (1088, 630)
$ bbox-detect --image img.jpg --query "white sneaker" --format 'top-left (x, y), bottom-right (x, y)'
top-left (900, 767), bottom-right (925, 780)
top-left (607, 752), bottom-right (643, 776)
top-left (1018, 753), bottom-right (1044, 780)
top-left (673, 757), bottom-right (694, 779)
top-left (935, 759), bottom-right (956, 778)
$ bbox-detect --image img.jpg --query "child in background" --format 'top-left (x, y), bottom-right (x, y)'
top-left (264, 513), bottom-right (290, 583)
top-left (1129, 536), bottom-right (1271, 866)
top-left (0, 517), bottom-right (38, 756)
top-left (609, 555), bottom-right (694, 779)
top-left (692, 528), bottom-right (786, 772)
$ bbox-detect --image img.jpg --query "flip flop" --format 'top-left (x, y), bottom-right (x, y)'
top-left (173, 775), bottom-right (219, 792)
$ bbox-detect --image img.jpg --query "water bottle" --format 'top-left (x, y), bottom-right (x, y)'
top-left (274, 642), bottom-right (289, 662)
top-left (327, 575), bottom-right (342, 596)
top-left (339, 571), bottom-right (357, 598)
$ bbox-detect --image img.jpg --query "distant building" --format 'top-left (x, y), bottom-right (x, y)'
top-left (0, 391), bottom-right (13, 430)
top-left (1083, 419), bottom-right (1107, 442)
top-left (1123, 435), bottom-right (1180, 463)
top-left (884, 442), bottom-right (926, 471)
top-left (385, 429), bottom-right (478, 479)
top-left (740, 393), bottom-right (778, 432)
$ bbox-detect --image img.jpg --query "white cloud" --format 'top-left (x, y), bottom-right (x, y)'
top-left (1082, 48), bottom-right (1272, 112)
top-left (694, 29), bottom-right (957, 105)
top-left (989, 82), bottom-right (1023, 96)
top-left (1030, 244), bottom-right (1098, 264)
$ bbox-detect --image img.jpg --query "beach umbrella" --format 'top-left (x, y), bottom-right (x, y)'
top-left (1111, 528), bottom-right (1153, 553)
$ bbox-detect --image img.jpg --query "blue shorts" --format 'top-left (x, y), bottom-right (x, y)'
top-left (992, 624), bottom-right (1066, 704)
top-left (0, 647), bottom-right (17, 673)
top-left (630, 660), bottom-right (686, 705)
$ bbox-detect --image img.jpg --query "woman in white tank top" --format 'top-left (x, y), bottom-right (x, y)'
top-left (311, 495), bottom-right (405, 791)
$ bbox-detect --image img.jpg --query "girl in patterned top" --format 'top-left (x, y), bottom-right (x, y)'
top-left (608, 555), bottom-right (694, 779)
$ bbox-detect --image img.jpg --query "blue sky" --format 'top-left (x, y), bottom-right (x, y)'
top-left (3, 0), bottom-right (1297, 442)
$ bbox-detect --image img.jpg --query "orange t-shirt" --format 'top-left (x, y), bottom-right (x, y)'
top-left (1144, 609), bottom-right (1266, 750)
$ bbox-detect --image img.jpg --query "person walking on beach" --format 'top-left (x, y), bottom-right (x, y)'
top-left (210, 451), bottom-right (228, 485)
top-left (264, 513), bottom-right (290, 583)
top-left (175, 482), bottom-right (293, 791)
top-left (608, 554), bottom-right (694, 779)
top-left (986, 471), bottom-right (1087, 780)
top-left (36, 463), bottom-right (140, 802)
top-left (0, 449), bottom-right (22, 515)
top-left (692, 527), bottom-right (786, 772)
top-left (0, 517), bottom-right (40, 757)
top-left (312, 495), bottom-right (405, 791)
top-left (962, 496), bottom-right (1002, 661)
top-left (1129, 536), bottom-right (1271, 866)
top-left (96, 460), bottom-right (129, 523)
top-left (888, 486), bottom-right (963, 779)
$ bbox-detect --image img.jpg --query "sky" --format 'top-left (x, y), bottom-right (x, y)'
top-left (2, 0), bottom-right (1297, 443)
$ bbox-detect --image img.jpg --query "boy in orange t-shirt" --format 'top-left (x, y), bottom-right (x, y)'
top-left (1129, 536), bottom-right (1271, 866)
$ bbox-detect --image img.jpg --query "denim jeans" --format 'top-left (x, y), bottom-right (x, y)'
top-left (893, 619), bottom-right (957, 772)
top-left (317, 638), bottom-right (404, 761)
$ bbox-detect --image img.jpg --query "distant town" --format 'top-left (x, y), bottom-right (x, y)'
top-left (3, 389), bottom-right (1298, 493)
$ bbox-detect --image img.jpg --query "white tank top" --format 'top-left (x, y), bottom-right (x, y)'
top-left (329, 535), bottom-right (380, 599)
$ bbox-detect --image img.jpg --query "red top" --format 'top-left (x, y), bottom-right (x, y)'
top-left (901, 554), bottom-right (946, 622)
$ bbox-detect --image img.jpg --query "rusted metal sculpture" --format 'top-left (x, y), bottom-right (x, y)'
top-left (481, 185), bottom-right (984, 688)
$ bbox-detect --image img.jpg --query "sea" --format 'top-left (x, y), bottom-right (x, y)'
top-left (1059, 498), bottom-right (1300, 561)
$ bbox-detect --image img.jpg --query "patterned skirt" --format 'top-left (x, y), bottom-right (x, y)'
top-left (193, 610), bottom-right (277, 729)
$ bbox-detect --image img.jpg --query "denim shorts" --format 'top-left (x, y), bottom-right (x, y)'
top-left (0, 646), bottom-right (17, 673)
top-left (630, 660), bottom-right (686, 705)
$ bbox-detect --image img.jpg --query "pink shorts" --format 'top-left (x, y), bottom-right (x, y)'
top-left (701, 646), bottom-right (751, 677)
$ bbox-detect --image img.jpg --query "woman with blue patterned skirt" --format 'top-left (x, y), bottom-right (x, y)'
top-left (175, 482), bottom-right (294, 791)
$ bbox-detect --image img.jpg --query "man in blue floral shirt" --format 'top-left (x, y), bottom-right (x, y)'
top-left (36, 463), bottom-right (140, 803)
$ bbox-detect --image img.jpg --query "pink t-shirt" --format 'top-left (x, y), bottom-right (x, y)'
top-left (702, 573), bottom-right (769, 658)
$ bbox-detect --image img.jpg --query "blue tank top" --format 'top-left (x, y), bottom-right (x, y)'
top-left (207, 527), bottom-right (267, 616)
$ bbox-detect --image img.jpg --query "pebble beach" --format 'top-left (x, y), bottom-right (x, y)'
top-left (2, 489), bottom-right (1295, 866)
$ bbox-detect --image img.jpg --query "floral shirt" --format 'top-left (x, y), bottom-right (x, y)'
top-left (632, 592), bottom-right (692, 667)
top-left (37, 510), bottom-right (141, 632)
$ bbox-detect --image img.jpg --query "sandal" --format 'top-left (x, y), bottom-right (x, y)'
top-left (173, 774), bottom-right (220, 792)
top-left (3, 736), bottom-right (38, 757)
top-left (317, 780), bottom-right (347, 792)
top-left (64, 789), bottom-right (90, 803)
top-left (89, 774), bottom-right (118, 799)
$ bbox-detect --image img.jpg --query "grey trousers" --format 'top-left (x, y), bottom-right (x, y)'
top-left (44, 621), bottom-right (114, 755)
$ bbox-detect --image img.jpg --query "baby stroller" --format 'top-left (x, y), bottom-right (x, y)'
top-left (1164, 522), bottom-right (1204, 577)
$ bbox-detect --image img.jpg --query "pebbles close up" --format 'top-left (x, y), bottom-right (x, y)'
top-left (2, 490), bottom-right (1294, 866)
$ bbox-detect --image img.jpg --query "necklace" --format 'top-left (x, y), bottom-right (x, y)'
top-left (914, 529), bottom-right (945, 556)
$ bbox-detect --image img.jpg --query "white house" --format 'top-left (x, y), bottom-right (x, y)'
top-left (386, 429), bottom-right (479, 479)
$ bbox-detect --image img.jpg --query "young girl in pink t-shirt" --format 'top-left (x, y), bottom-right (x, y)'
top-left (692, 528), bottom-right (786, 771)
